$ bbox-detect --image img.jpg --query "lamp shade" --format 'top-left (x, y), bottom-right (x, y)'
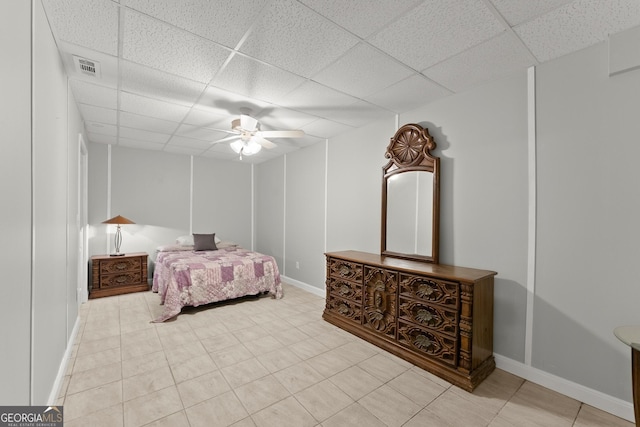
top-left (102, 215), bottom-right (135, 225)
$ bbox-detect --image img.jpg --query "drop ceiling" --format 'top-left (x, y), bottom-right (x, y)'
top-left (42, 0), bottom-right (640, 163)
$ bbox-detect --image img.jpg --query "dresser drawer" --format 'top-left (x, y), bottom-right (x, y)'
top-left (399, 274), bottom-right (459, 309)
top-left (328, 277), bottom-right (362, 303)
top-left (399, 297), bottom-right (458, 337)
top-left (328, 258), bottom-right (363, 283)
top-left (397, 319), bottom-right (458, 367)
top-left (100, 272), bottom-right (143, 288)
top-left (99, 257), bottom-right (141, 274)
top-left (326, 296), bottom-right (362, 324)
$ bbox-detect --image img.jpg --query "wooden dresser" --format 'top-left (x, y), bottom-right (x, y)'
top-left (90, 252), bottom-right (149, 299)
top-left (324, 250), bottom-right (496, 391)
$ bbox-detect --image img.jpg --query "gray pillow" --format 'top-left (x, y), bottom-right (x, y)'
top-left (193, 233), bottom-right (218, 251)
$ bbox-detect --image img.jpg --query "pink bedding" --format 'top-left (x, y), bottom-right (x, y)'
top-left (152, 246), bottom-right (282, 322)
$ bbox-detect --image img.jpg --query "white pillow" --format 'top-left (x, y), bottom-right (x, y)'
top-left (176, 234), bottom-right (222, 245)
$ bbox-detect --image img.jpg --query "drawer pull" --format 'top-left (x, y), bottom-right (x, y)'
top-left (338, 303), bottom-right (350, 315)
top-left (339, 265), bottom-right (351, 276)
top-left (339, 285), bottom-right (350, 295)
top-left (414, 334), bottom-right (433, 350)
top-left (115, 263), bottom-right (128, 270)
top-left (416, 284), bottom-right (434, 298)
top-left (415, 308), bottom-right (435, 325)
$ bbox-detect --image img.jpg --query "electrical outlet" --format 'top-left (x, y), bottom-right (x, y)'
top-left (296, 261), bottom-right (300, 269)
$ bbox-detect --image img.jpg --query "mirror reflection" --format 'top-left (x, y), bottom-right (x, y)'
top-left (386, 171), bottom-right (433, 257)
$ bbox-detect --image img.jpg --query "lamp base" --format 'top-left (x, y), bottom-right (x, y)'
top-left (110, 253), bottom-right (126, 257)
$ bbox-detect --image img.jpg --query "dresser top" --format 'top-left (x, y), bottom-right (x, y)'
top-left (91, 252), bottom-right (148, 261)
top-left (326, 250), bottom-right (496, 283)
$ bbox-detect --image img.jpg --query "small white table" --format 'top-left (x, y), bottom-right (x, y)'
top-left (614, 326), bottom-right (640, 426)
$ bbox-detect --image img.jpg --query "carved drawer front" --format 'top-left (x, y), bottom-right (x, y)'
top-left (363, 267), bottom-right (397, 339)
top-left (399, 274), bottom-right (459, 309)
top-left (397, 319), bottom-right (458, 367)
top-left (399, 297), bottom-right (458, 337)
top-left (326, 295), bottom-right (362, 324)
top-left (101, 272), bottom-right (142, 288)
top-left (328, 278), bottom-right (362, 303)
top-left (100, 257), bottom-right (141, 274)
top-left (329, 258), bottom-right (363, 283)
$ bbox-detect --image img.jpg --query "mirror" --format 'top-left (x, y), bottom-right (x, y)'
top-left (381, 124), bottom-right (440, 264)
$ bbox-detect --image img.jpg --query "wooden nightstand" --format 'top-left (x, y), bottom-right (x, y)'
top-left (90, 252), bottom-right (149, 299)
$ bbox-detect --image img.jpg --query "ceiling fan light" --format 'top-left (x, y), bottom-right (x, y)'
top-left (230, 139), bottom-right (262, 156)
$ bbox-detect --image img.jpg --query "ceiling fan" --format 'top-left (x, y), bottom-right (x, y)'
top-left (212, 110), bottom-right (304, 159)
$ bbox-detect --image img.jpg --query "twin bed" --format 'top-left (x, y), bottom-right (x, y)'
top-left (151, 235), bottom-right (282, 322)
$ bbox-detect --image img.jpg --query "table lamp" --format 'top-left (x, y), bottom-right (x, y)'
top-left (102, 215), bottom-right (135, 256)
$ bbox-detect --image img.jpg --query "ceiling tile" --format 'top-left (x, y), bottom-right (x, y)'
top-left (122, 10), bottom-right (232, 83)
top-left (118, 127), bottom-right (171, 144)
top-left (120, 92), bottom-right (190, 123)
top-left (58, 42), bottom-right (119, 89)
top-left (42, 0), bottom-right (119, 55)
top-left (364, 74), bottom-right (452, 113)
top-left (182, 108), bottom-right (232, 128)
top-left (301, 119), bottom-right (354, 139)
top-left (514, 0), bottom-right (640, 62)
top-left (258, 107), bottom-right (318, 130)
top-left (86, 122), bottom-right (117, 136)
top-left (120, 61), bottom-right (206, 106)
top-left (119, 111), bottom-right (180, 134)
top-left (239, 0), bottom-right (359, 77)
top-left (118, 138), bottom-right (166, 151)
top-left (488, 0), bottom-right (574, 26)
top-left (70, 80), bottom-right (118, 109)
top-left (174, 124), bottom-right (229, 141)
top-left (368, 0), bottom-right (505, 70)
top-left (121, 0), bottom-right (269, 49)
top-left (87, 132), bottom-right (117, 145)
top-left (78, 104), bottom-right (118, 125)
top-left (212, 54), bottom-right (306, 104)
top-left (313, 43), bottom-right (414, 98)
top-left (195, 86), bottom-right (275, 119)
top-left (321, 100), bottom-right (393, 128)
top-left (423, 32), bottom-right (535, 93)
top-left (167, 135), bottom-right (213, 150)
top-left (299, 0), bottom-right (423, 38)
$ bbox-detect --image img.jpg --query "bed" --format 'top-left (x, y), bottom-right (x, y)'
top-left (151, 236), bottom-right (282, 322)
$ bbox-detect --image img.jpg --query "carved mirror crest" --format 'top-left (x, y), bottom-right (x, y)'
top-left (381, 123), bottom-right (440, 264)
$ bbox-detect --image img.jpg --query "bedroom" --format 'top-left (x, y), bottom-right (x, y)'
top-left (2, 0), bottom-right (640, 425)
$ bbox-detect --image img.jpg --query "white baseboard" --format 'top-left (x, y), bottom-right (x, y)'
top-left (47, 316), bottom-right (80, 405)
top-left (281, 275), bottom-right (325, 298)
top-left (494, 353), bottom-right (634, 423)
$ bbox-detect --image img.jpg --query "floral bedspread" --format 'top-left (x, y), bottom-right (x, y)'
top-left (152, 247), bottom-right (282, 322)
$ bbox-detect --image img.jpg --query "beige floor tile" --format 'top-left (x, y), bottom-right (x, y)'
top-left (306, 349), bottom-right (356, 377)
top-left (230, 416), bottom-right (257, 427)
top-left (387, 370), bottom-right (447, 406)
top-left (121, 350), bottom-right (168, 379)
top-left (123, 385), bottom-right (183, 427)
top-left (233, 325), bottom-right (271, 342)
top-left (234, 375), bottom-right (291, 414)
top-left (64, 380), bottom-right (123, 421)
top-left (357, 353), bottom-right (409, 382)
top-left (295, 379), bottom-right (354, 422)
top-left (76, 334), bottom-right (120, 357)
top-left (201, 332), bottom-right (241, 353)
top-left (321, 402), bottom-right (387, 427)
top-left (67, 361), bottom-right (122, 395)
top-left (169, 353), bottom-right (217, 383)
top-left (328, 365), bottom-right (384, 400)
top-left (426, 388), bottom-right (499, 427)
top-left (331, 341), bottom-right (379, 365)
top-left (210, 343), bottom-right (254, 368)
top-left (191, 320), bottom-right (230, 339)
top-left (271, 327), bottom-right (311, 346)
top-left (251, 395), bottom-right (317, 427)
top-left (164, 340), bottom-right (207, 365)
top-left (289, 338), bottom-right (331, 360)
top-left (158, 329), bottom-right (200, 348)
top-left (358, 384), bottom-right (422, 427)
top-left (573, 404), bottom-right (635, 427)
top-left (314, 329), bottom-right (355, 349)
top-left (220, 357), bottom-right (270, 388)
top-left (402, 407), bottom-right (459, 427)
top-left (142, 410), bottom-right (190, 427)
top-left (123, 365), bottom-right (176, 401)
top-left (449, 368), bottom-right (524, 413)
top-left (72, 347), bottom-right (121, 374)
top-left (63, 402), bottom-right (123, 427)
top-left (121, 336), bottom-right (163, 361)
top-left (256, 347), bottom-right (303, 373)
top-left (243, 335), bottom-right (286, 356)
top-left (273, 361), bottom-right (326, 394)
top-left (120, 327), bottom-right (158, 346)
top-left (177, 369), bottom-right (231, 408)
top-left (185, 390), bottom-right (249, 427)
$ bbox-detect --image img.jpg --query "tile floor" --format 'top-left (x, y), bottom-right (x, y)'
top-left (56, 282), bottom-right (633, 427)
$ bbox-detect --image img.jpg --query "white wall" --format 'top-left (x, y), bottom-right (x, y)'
top-left (255, 156), bottom-right (285, 269)
top-left (0, 0), bottom-right (85, 404)
top-left (0, 0), bottom-right (33, 405)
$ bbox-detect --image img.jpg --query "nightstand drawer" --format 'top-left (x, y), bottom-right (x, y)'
top-left (99, 257), bottom-right (141, 274)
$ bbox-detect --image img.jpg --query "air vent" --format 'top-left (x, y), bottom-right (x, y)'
top-left (73, 55), bottom-right (101, 78)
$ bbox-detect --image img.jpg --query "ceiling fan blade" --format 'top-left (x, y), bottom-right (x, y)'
top-left (211, 128), bottom-right (240, 135)
top-left (254, 137), bottom-right (277, 149)
top-left (259, 130), bottom-right (304, 138)
top-left (240, 114), bottom-right (258, 131)
top-left (211, 134), bottom-right (240, 144)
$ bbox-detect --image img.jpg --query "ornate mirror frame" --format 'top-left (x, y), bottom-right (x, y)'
top-left (381, 123), bottom-right (440, 264)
